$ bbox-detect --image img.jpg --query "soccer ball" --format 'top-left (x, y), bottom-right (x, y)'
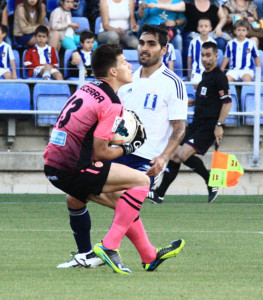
top-left (112, 109), bottom-right (137, 145)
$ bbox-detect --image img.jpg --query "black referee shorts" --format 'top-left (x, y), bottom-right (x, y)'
top-left (181, 119), bottom-right (217, 155)
top-left (44, 160), bottom-right (111, 203)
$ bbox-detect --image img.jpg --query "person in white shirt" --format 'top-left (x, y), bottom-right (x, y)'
top-left (98, 0), bottom-right (139, 49)
top-left (188, 17), bottom-right (216, 85)
top-left (221, 19), bottom-right (260, 82)
top-left (116, 24), bottom-right (188, 187)
top-left (0, 25), bottom-right (17, 79)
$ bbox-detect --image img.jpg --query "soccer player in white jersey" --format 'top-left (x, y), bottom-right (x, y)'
top-left (221, 19), bottom-right (260, 82)
top-left (117, 24), bottom-right (188, 189)
top-left (0, 25), bottom-right (17, 79)
top-left (188, 17), bottom-right (216, 85)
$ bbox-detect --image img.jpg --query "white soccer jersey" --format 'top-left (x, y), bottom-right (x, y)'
top-left (162, 43), bottom-right (176, 67)
top-left (188, 36), bottom-right (216, 74)
top-left (225, 38), bottom-right (259, 70)
top-left (36, 45), bottom-right (54, 64)
top-left (118, 63), bottom-right (188, 160)
top-left (0, 41), bottom-right (15, 69)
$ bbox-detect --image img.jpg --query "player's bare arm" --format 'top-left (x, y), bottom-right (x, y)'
top-left (214, 102), bottom-right (232, 145)
top-left (93, 137), bottom-right (124, 161)
top-left (146, 119), bottom-right (185, 177)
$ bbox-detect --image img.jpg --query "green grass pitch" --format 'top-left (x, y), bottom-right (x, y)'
top-left (0, 194), bottom-right (262, 300)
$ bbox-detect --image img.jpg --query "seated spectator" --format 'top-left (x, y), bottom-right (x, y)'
top-left (221, 19), bottom-right (260, 82)
top-left (161, 29), bottom-right (176, 71)
top-left (223, 0), bottom-right (263, 47)
top-left (137, 0), bottom-right (186, 52)
top-left (13, 0), bottom-right (47, 47)
top-left (144, 0), bottom-right (227, 73)
top-left (49, 0), bottom-right (80, 51)
top-left (97, 0), bottom-right (139, 49)
top-left (188, 17), bottom-right (216, 85)
top-left (24, 25), bottom-right (63, 80)
top-left (67, 30), bottom-right (96, 78)
top-left (0, 0), bottom-right (11, 45)
top-left (0, 25), bottom-right (17, 79)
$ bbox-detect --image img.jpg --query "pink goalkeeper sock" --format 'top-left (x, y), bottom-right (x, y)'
top-left (103, 185), bottom-right (149, 250)
top-left (126, 217), bottom-right (156, 263)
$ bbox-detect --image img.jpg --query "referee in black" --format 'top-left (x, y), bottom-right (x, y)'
top-left (148, 42), bottom-right (232, 203)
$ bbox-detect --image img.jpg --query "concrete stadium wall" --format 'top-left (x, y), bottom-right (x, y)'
top-left (0, 120), bottom-right (262, 195)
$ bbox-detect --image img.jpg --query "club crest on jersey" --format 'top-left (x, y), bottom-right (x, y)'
top-left (1, 51), bottom-right (5, 57)
top-left (201, 87), bottom-right (207, 96)
top-left (245, 47), bottom-right (251, 54)
top-left (144, 93), bottom-right (157, 111)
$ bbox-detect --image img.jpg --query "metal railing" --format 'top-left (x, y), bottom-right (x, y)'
top-left (0, 66), bottom-right (262, 166)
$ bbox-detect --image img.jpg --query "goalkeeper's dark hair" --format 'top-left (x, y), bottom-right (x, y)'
top-left (141, 24), bottom-right (168, 48)
top-left (202, 41), bottom-right (218, 54)
top-left (91, 44), bottom-right (123, 78)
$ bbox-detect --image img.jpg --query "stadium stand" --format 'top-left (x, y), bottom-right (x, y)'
top-left (33, 83), bottom-right (71, 126)
top-left (7, 0), bottom-right (15, 15)
top-left (241, 85), bottom-right (263, 125)
top-left (72, 16), bottom-right (90, 33)
top-left (12, 49), bottom-right (21, 78)
top-left (185, 84), bottom-right (195, 124)
top-left (217, 49), bottom-right (224, 67)
top-left (46, 0), bottom-right (58, 15)
top-left (225, 85), bottom-right (240, 126)
top-left (94, 16), bottom-right (101, 35)
top-left (123, 49), bottom-right (140, 73)
top-left (174, 49), bottom-right (183, 78)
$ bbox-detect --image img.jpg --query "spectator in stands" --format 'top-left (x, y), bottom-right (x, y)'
top-left (49, 0), bottom-right (80, 51)
top-left (97, 0), bottom-right (139, 49)
top-left (162, 29), bottom-right (176, 71)
top-left (221, 19), bottom-right (260, 82)
top-left (137, 0), bottom-right (186, 52)
top-left (24, 25), bottom-right (63, 80)
top-left (188, 17), bottom-right (216, 85)
top-left (223, 0), bottom-right (263, 47)
top-left (144, 0), bottom-right (227, 73)
top-left (0, 0), bottom-right (11, 44)
top-left (67, 30), bottom-right (96, 78)
top-left (13, 0), bottom-right (47, 47)
top-left (0, 25), bottom-right (17, 79)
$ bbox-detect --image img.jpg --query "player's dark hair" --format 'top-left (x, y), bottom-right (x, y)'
top-left (35, 25), bottom-right (49, 36)
top-left (80, 30), bottom-right (96, 44)
top-left (91, 44), bottom-right (123, 78)
top-left (0, 24), bottom-right (8, 36)
top-left (197, 17), bottom-right (212, 26)
top-left (202, 41), bottom-right (218, 53)
top-left (141, 24), bottom-right (168, 48)
top-left (234, 19), bottom-right (249, 30)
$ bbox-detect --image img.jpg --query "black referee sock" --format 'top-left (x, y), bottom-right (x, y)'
top-left (183, 155), bottom-right (209, 185)
top-left (156, 160), bottom-right (181, 197)
top-left (69, 206), bottom-right (92, 254)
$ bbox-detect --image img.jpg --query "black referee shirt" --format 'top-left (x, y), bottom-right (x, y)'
top-left (194, 66), bottom-right (232, 120)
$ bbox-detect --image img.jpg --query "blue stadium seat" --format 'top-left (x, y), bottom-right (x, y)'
top-left (94, 17), bottom-right (102, 35)
top-left (72, 17), bottom-right (90, 33)
top-left (64, 49), bottom-right (75, 79)
top-left (7, 0), bottom-right (15, 15)
top-left (241, 85), bottom-right (263, 125)
top-left (33, 83), bottom-right (71, 126)
top-left (123, 49), bottom-right (140, 73)
top-left (186, 85), bottom-right (195, 124)
top-left (217, 49), bottom-right (224, 68)
top-left (224, 85), bottom-right (239, 126)
top-left (0, 83), bottom-right (30, 114)
top-left (174, 49), bottom-right (183, 78)
top-left (12, 49), bottom-right (20, 78)
top-left (46, 0), bottom-right (59, 14)
top-left (258, 50), bottom-right (263, 78)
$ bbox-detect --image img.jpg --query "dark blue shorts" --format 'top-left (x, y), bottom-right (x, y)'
top-left (113, 154), bottom-right (154, 187)
top-left (14, 34), bottom-right (34, 46)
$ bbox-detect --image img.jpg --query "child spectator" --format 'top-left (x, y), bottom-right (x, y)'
top-left (13, 0), bottom-right (47, 47)
top-left (0, 25), bottom-right (17, 79)
top-left (162, 31), bottom-right (176, 71)
top-left (24, 25), bottom-right (63, 80)
top-left (188, 17), bottom-right (216, 85)
top-left (67, 30), bottom-right (95, 78)
top-left (221, 19), bottom-right (260, 82)
top-left (49, 0), bottom-right (80, 52)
